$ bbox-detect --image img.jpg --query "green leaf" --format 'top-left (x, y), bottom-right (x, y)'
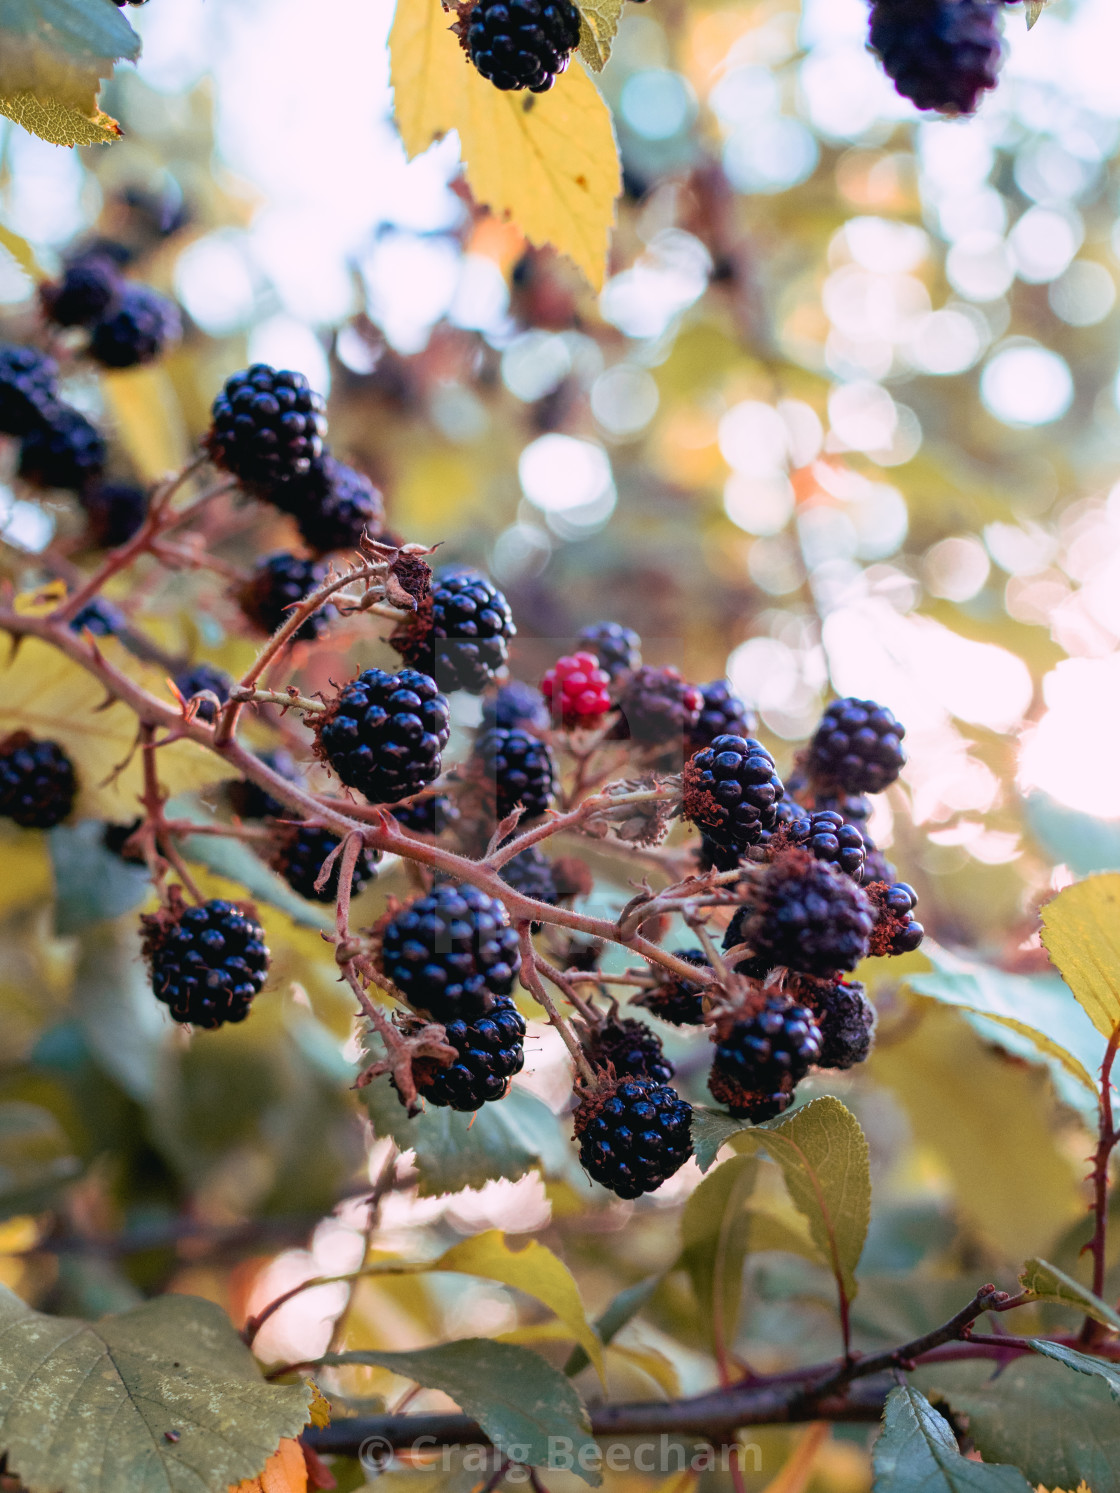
top-left (70, 922), bottom-right (169, 1104)
top-left (0, 0), bottom-right (141, 60)
top-left (0, 1287), bottom-right (311, 1493)
top-left (680, 1153), bottom-right (758, 1352)
top-left (576, 0), bottom-right (624, 71)
top-left (1039, 874), bottom-right (1120, 1041)
top-left (318, 1340), bottom-right (600, 1484)
top-left (691, 1104), bottom-right (751, 1171)
top-left (1028, 1338), bottom-right (1120, 1403)
top-left (564, 1275), bottom-right (660, 1376)
top-left (1019, 1257), bottom-right (1120, 1330)
top-left (871, 1384), bottom-right (1033, 1491)
top-left (50, 821), bottom-right (150, 935)
top-left (1027, 792), bottom-right (1120, 875)
top-left (0, 1101), bottom-right (80, 1217)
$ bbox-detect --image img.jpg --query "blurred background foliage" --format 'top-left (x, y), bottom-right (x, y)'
top-left (2, 0), bottom-right (1120, 1487)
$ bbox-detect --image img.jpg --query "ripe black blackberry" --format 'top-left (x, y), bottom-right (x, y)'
top-left (708, 993), bottom-right (823, 1122)
top-left (467, 0), bottom-right (582, 93)
top-left (576, 622), bottom-right (641, 683)
top-left (794, 976), bottom-right (875, 1070)
top-left (89, 284), bottom-right (181, 369)
top-left (379, 883), bottom-right (521, 1020)
top-left (404, 997), bottom-right (527, 1111)
top-left (869, 880), bottom-right (925, 955)
top-left (0, 733), bottom-right (76, 828)
top-left (686, 680), bottom-right (756, 755)
top-left (80, 481), bottom-right (148, 548)
top-left (393, 794), bottom-right (460, 836)
top-left (636, 950), bottom-right (710, 1027)
top-left (19, 406), bottom-right (105, 493)
top-left (499, 845), bottom-right (559, 905)
top-left (394, 571), bottom-right (515, 695)
top-left (269, 823), bottom-right (379, 903)
top-left (227, 749), bottom-right (303, 821)
top-left (318, 667), bottom-right (451, 804)
top-left (0, 345), bottom-right (58, 436)
top-left (206, 364), bottom-right (327, 493)
top-left (869, 0), bottom-right (1003, 115)
top-left (239, 552), bottom-right (333, 642)
top-left (69, 597), bottom-right (124, 637)
top-left (41, 258), bottom-right (119, 329)
top-left (726, 848), bottom-right (875, 976)
top-left (174, 663), bottom-right (231, 724)
top-left (481, 680), bottom-right (549, 733)
top-left (292, 456), bottom-right (385, 554)
top-left (614, 666), bottom-right (703, 750)
top-left (786, 808), bottom-right (866, 882)
top-left (142, 897), bottom-right (269, 1028)
top-left (683, 735), bottom-right (784, 857)
top-left (809, 698), bottom-right (906, 795)
top-left (475, 727), bottom-right (556, 821)
top-left (588, 1017), bottom-right (673, 1085)
top-left (574, 1077), bottom-right (692, 1199)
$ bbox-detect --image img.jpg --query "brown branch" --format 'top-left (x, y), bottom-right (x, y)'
top-left (1081, 1024), bottom-right (1120, 1344)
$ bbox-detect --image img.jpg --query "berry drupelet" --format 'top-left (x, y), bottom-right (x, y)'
top-left (19, 406), bottom-right (105, 493)
top-left (143, 897), bottom-right (270, 1028)
top-left (238, 552), bottom-right (333, 642)
top-left (785, 808), bottom-right (867, 882)
top-left (318, 667), bottom-right (451, 804)
top-left (577, 621), bottom-right (641, 683)
top-left (270, 823), bottom-right (379, 903)
top-left (686, 680), bottom-right (756, 755)
top-left (482, 680), bottom-right (550, 733)
top-left (405, 997), bottom-right (527, 1111)
top-left (869, 0), bottom-right (1003, 115)
top-left (174, 663), bottom-right (231, 724)
top-left (574, 1077), bottom-right (693, 1199)
top-left (636, 950), bottom-right (710, 1027)
top-left (0, 345), bottom-right (58, 436)
top-left (0, 734), bottom-right (76, 828)
top-left (475, 726), bottom-right (557, 821)
top-left (89, 284), bottom-right (181, 369)
top-left (614, 666), bottom-right (703, 751)
top-left (868, 880), bottom-right (925, 956)
top-left (379, 883), bottom-right (521, 1020)
top-left (394, 571), bottom-right (515, 695)
top-left (708, 993), bottom-right (823, 1122)
top-left (588, 1017), bottom-right (674, 1085)
top-left (292, 455), bottom-right (385, 554)
top-left (683, 735), bottom-right (784, 856)
top-left (541, 652), bottom-right (612, 728)
top-left (206, 364), bottom-right (326, 493)
top-left (809, 697), bottom-right (906, 795)
top-left (40, 257), bottom-right (120, 329)
top-left (80, 481), bottom-right (148, 548)
top-left (467, 0), bottom-right (582, 93)
top-left (725, 848), bottom-right (875, 976)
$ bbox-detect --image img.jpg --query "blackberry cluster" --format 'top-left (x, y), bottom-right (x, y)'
top-left (575, 1078), bottom-right (693, 1199)
top-left (499, 845), bottom-right (559, 905)
top-left (40, 257), bottom-right (119, 328)
top-left (19, 407), bottom-right (105, 493)
top-left (683, 735), bottom-right (784, 856)
top-left (143, 898), bottom-right (269, 1028)
top-left (786, 808), bottom-right (866, 882)
top-left (318, 668), bottom-right (451, 804)
top-left (636, 950), bottom-right (710, 1027)
top-left (227, 749), bottom-right (303, 821)
top-left (396, 572), bottom-right (515, 695)
top-left (0, 734), bottom-right (76, 829)
top-left (467, 0), bottom-right (582, 93)
top-left (393, 794), bottom-right (461, 836)
top-left (686, 680), bottom-right (756, 755)
top-left (174, 663), bottom-right (231, 724)
top-left (588, 1017), bottom-right (673, 1085)
top-left (379, 883), bottom-right (521, 1019)
top-left (541, 653), bottom-right (612, 728)
top-left (869, 0), bottom-right (1003, 115)
top-left (239, 553), bottom-right (332, 641)
top-left (291, 456), bottom-right (385, 554)
top-left (809, 697), bottom-right (906, 795)
top-left (794, 977), bottom-right (876, 1071)
top-left (206, 365), bottom-right (327, 492)
top-left (89, 285), bottom-right (181, 369)
top-left (81, 481), bottom-right (147, 548)
top-left (725, 849), bottom-right (875, 977)
top-left (577, 622), bottom-right (641, 683)
top-left (482, 681), bottom-right (549, 733)
top-left (475, 727), bottom-right (556, 820)
top-left (0, 346), bottom-right (58, 436)
top-left (70, 598), bottom-right (124, 637)
top-left (407, 998), bottom-right (527, 1111)
top-left (270, 823), bottom-right (379, 903)
top-left (708, 993), bottom-right (823, 1123)
top-left (614, 667), bottom-right (703, 750)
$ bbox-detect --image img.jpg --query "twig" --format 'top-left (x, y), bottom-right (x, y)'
top-left (1081, 1024), bottom-right (1120, 1344)
top-left (519, 925), bottom-right (597, 1086)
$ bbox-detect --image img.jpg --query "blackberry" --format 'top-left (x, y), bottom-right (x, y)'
top-left (726, 848), bottom-right (875, 976)
top-left (89, 284), bottom-right (181, 368)
top-left (869, 0), bottom-right (1003, 115)
top-left (683, 735), bottom-right (784, 856)
top-left (541, 652), bottom-right (612, 728)
top-left (318, 667), bottom-right (451, 804)
top-left (41, 258), bottom-right (119, 329)
top-left (405, 997), bottom-right (527, 1111)
top-left (795, 977), bottom-right (875, 1070)
top-left (574, 1077), bottom-right (692, 1199)
top-left (577, 621), bottom-right (640, 683)
top-left (293, 456), bottom-right (385, 554)
top-left (475, 727), bottom-right (556, 821)
top-left (636, 950), bottom-right (710, 1026)
top-left (269, 823), bottom-right (379, 903)
top-left (239, 552), bottom-right (333, 642)
top-left (709, 993), bottom-right (823, 1122)
top-left (482, 680), bottom-right (549, 733)
top-left (142, 897), bottom-right (269, 1028)
top-left (103, 818), bottom-right (144, 863)
top-left (393, 794), bottom-right (461, 836)
top-left (80, 481), bottom-right (148, 548)
top-left (467, 0), bottom-right (582, 93)
top-left (786, 808), bottom-right (866, 882)
top-left (588, 1017), bottom-right (673, 1084)
top-left (227, 749), bottom-right (303, 821)
top-left (686, 680), bottom-right (756, 755)
top-left (174, 663), bottom-right (231, 724)
top-left (206, 364), bottom-right (327, 493)
top-left (395, 571), bottom-right (515, 695)
top-left (18, 406), bottom-right (105, 493)
top-left (499, 845), bottom-right (559, 905)
top-left (379, 883), bottom-right (521, 1020)
top-left (0, 733), bottom-right (76, 828)
top-left (869, 880), bottom-right (925, 956)
top-left (614, 667), bottom-right (703, 751)
top-left (809, 698), bottom-right (906, 796)
top-left (0, 346), bottom-right (58, 436)
top-left (69, 597), bottom-right (124, 637)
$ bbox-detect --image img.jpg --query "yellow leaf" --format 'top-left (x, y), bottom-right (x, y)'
top-left (0, 93), bottom-right (121, 146)
top-left (306, 1381), bottom-right (331, 1429)
top-left (1040, 874), bottom-right (1120, 1042)
top-left (0, 224), bottom-right (46, 284)
top-left (389, 0), bottom-right (619, 289)
top-left (0, 828), bottom-right (52, 915)
top-left (101, 366), bottom-right (191, 482)
top-left (230, 1436), bottom-right (307, 1493)
top-left (576, 0), bottom-right (624, 71)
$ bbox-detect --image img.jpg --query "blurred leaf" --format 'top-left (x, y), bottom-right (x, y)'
top-left (0, 826), bottom-right (52, 917)
top-left (0, 1100), bottom-right (80, 1216)
top-left (71, 920), bottom-right (168, 1104)
top-left (389, 0), bottom-right (619, 288)
top-left (0, 223), bottom-right (45, 282)
top-left (49, 820), bottom-right (150, 935)
top-left (1026, 0), bottom-right (1048, 28)
top-left (101, 367), bottom-right (191, 483)
top-left (1027, 794), bottom-right (1120, 876)
top-left (871, 1384), bottom-right (1032, 1491)
top-left (1040, 875), bottom-right (1120, 1042)
top-left (564, 1275), bottom-right (660, 1377)
top-left (1019, 1258), bottom-right (1120, 1330)
top-left (576, 0), bottom-right (623, 71)
top-left (680, 1153), bottom-right (758, 1352)
top-left (0, 0), bottom-right (140, 146)
top-left (1029, 1339), bottom-right (1120, 1403)
top-left (0, 1287), bottom-right (311, 1493)
top-left (317, 1340), bottom-right (599, 1484)
top-left (231, 1437), bottom-right (308, 1493)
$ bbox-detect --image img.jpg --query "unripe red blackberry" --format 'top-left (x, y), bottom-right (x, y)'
top-left (541, 652), bottom-right (612, 728)
top-left (239, 552), bottom-right (333, 642)
top-left (869, 0), bottom-right (1003, 115)
top-left (318, 667), bottom-right (451, 805)
top-left (467, 0), bottom-right (582, 93)
top-left (683, 735), bottom-right (784, 856)
top-left (588, 1017), bottom-right (673, 1085)
top-left (794, 976), bottom-right (875, 1070)
top-left (393, 794), bottom-right (461, 836)
top-left (614, 666), bottom-right (703, 750)
top-left (786, 808), bottom-right (866, 882)
top-left (0, 345), bottom-right (59, 436)
top-left (89, 284), bottom-right (181, 369)
top-left (574, 1077), bottom-right (692, 1199)
top-left (286, 454), bottom-right (385, 554)
top-left (482, 680), bottom-right (550, 733)
top-left (80, 481), bottom-right (148, 548)
top-left (686, 680), bottom-right (756, 755)
top-left (174, 663), bottom-right (231, 724)
top-left (269, 823), bottom-right (379, 903)
top-left (577, 621), bottom-right (641, 683)
top-left (636, 950), bottom-right (710, 1026)
top-left (379, 882), bottom-right (521, 1020)
top-left (0, 733), bottom-right (76, 828)
top-left (394, 571), bottom-right (515, 695)
top-left (206, 364), bottom-right (326, 494)
top-left (41, 257), bottom-right (120, 328)
top-left (19, 406), bottom-right (105, 493)
top-left (809, 698), bottom-right (906, 795)
top-left (404, 997), bottom-right (527, 1111)
top-left (499, 845), bottom-right (559, 905)
top-left (142, 897), bottom-right (269, 1028)
top-left (727, 848), bottom-right (875, 976)
top-left (708, 992), bottom-right (822, 1122)
top-left (475, 726), bottom-right (556, 821)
